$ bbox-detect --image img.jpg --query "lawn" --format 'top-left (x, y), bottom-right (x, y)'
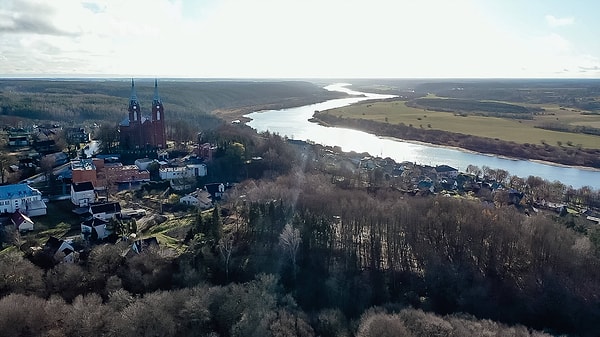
top-left (18, 200), bottom-right (83, 246)
top-left (327, 100), bottom-right (600, 149)
top-left (147, 214), bottom-right (195, 253)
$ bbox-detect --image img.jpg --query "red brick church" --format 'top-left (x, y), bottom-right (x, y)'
top-left (119, 79), bottom-right (167, 150)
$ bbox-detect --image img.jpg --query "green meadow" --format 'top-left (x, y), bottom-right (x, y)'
top-left (326, 99), bottom-right (600, 149)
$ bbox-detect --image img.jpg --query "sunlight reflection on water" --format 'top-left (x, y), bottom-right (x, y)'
top-left (245, 84), bottom-right (599, 189)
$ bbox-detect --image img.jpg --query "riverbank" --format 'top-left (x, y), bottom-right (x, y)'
top-left (312, 111), bottom-right (600, 169)
top-left (213, 93), bottom-right (349, 123)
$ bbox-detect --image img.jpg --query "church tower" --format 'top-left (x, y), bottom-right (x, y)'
top-left (151, 78), bottom-right (166, 149)
top-left (128, 78), bottom-right (141, 124)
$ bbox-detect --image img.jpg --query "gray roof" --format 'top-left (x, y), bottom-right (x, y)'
top-left (72, 181), bottom-right (94, 192)
top-left (435, 165), bottom-right (458, 173)
top-left (90, 202), bottom-right (121, 214)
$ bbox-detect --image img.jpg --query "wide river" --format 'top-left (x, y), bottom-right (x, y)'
top-left (245, 83), bottom-right (600, 189)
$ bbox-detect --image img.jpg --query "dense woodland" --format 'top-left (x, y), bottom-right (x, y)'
top-left (0, 79), bottom-right (345, 133)
top-left (3, 79), bottom-right (600, 335)
top-left (1, 123), bottom-right (600, 336)
top-left (407, 97), bottom-right (542, 116)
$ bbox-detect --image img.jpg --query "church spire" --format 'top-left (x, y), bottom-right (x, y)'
top-left (153, 78), bottom-right (161, 104)
top-left (129, 78), bottom-right (139, 108)
top-left (128, 78), bottom-right (141, 122)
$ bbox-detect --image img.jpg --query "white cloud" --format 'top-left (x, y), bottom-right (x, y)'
top-left (545, 15), bottom-right (575, 27)
top-left (0, 0), bottom-right (598, 78)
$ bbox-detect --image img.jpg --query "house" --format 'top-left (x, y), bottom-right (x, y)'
top-left (180, 188), bottom-right (212, 209)
top-left (33, 140), bottom-right (59, 155)
top-left (71, 181), bottom-right (96, 207)
top-left (42, 236), bottom-right (76, 264)
top-left (508, 189), bottom-right (525, 205)
top-left (42, 152), bottom-right (69, 167)
top-left (104, 164), bottom-right (150, 184)
top-left (89, 202), bottom-right (121, 221)
top-left (8, 135), bottom-right (29, 147)
top-left (205, 183), bottom-right (227, 200)
top-left (11, 210), bottom-right (34, 232)
top-left (196, 143), bottom-right (216, 161)
top-left (134, 158), bottom-right (157, 171)
top-left (72, 158), bottom-right (149, 191)
top-left (416, 179), bottom-right (435, 193)
top-left (64, 127), bottom-right (89, 144)
top-left (439, 178), bottom-right (458, 191)
top-left (435, 165), bottom-right (459, 179)
top-left (71, 158), bottom-right (99, 186)
top-left (0, 183), bottom-right (47, 217)
top-left (131, 237), bottom-right (159, 254)
top-left (159, 164), bottom-right (207, 180)
top-left (359, 157), bottom-right (377, 170)
top-left (81, 217), bottom-right (112, 241)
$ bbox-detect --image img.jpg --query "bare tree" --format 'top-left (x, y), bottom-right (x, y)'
top-left (40, 155), bottom-right (56, 182)
top-left (218, 234), bottom-right (235, 282)
top-left (95, 123), bottom-right (119, 153)
top-left (466, 164), bottom-right (481, 179)
top-left (279, 223), bottom-right (301, 279)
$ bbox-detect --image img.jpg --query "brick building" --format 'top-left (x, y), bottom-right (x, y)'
top-left (71, 158), bottom-right (149, 189)
top-left (71, 158), bottom-right (101, 187)
top-left (119, 79), bottom-right (166, 150)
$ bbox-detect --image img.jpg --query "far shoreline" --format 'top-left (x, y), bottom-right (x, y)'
top-left (310, 111), bottom-right (600, 171)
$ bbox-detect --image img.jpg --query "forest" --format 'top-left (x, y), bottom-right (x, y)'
top-left (0, 79), bottom-right (345, 131)
top-left (3, 78), bottom-right (600, 336)
top-left (407, 97), bottom-right (541, 116)
top-left (2, 122), bottom-right (600, 336)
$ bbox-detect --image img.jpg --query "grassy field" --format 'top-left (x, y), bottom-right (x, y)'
top-left (326, 100), bottom-right (600, 149)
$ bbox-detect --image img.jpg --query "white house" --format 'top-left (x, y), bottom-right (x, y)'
top-left (71, 181), bottom-right (96, 207)
top-left (11, 210), bottom-right (34, 232)
top-left (131, 237), bottom-right (159, 254)
top-left (205, 183), bottom-right (227, 200)
top-left (435, 165), bottom-right (459, 179)
top-left (81, 217), bottom-right (112, 241)
top-left (159, 164), bottom-right (207, 180)
top-left (0, 183), bottom-right (47, 217)
top-left (42, 237), bottom-right (76, 264)
top-left (180, 188), bottom-right (212, 209)
top-left (89, 202), bottom-right (121, 221)
top-left (134, 158), bottom-right (158, 171)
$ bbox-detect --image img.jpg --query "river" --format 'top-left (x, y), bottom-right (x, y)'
top-left (245, 83), bottom-right (600, 189)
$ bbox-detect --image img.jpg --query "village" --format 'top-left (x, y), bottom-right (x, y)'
top-left (0, 80), bottom-right (227, 267)
top-left (0, 80), bottom-right (597, 271)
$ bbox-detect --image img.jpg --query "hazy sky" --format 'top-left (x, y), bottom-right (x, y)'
top-left (1, 0), bottom-right (599, 78)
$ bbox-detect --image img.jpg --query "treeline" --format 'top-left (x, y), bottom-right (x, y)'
top-left (413, 79), bottom-right (600, 106)
top-left (0, 79), bottom-right (344, 127)
top-left (0, 275), bottom-right (552, 337)
top-left (313, 112), bottom-right (600, 168)
top-left (407, 97), bottom-right (541, 116)
top-left (536, 122), bottom-right (600, 137)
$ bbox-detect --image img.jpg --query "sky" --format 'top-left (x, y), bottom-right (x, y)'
top-left (1, 0), bottom-right (600, 78)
